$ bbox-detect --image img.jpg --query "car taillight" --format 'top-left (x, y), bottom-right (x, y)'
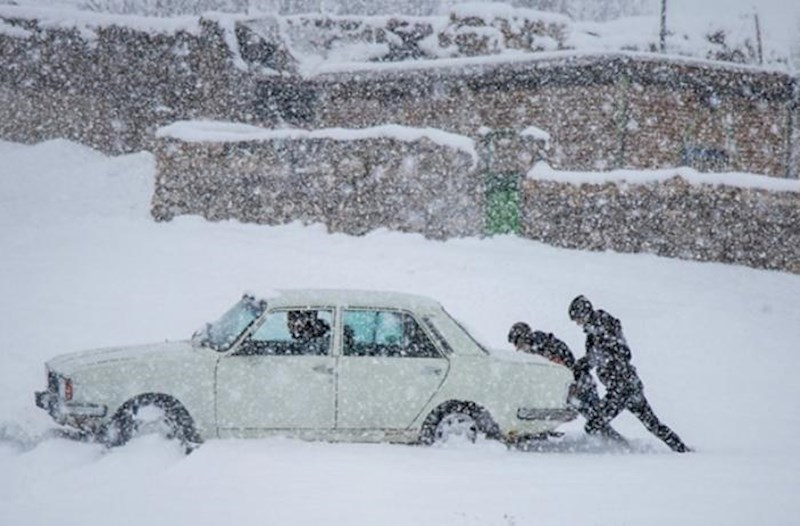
top-left (64, 379), bottom-right (73, 401)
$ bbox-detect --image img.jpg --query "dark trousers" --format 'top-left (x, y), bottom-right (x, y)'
top-left (573, 373), bottom-right (626, 444)
top-left (586, 388), bottom-right (689, 452)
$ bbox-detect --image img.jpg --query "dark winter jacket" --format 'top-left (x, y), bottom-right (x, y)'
top-left (576, 310), bottom-right (643, 398)
top-left (524, 330), bottom-right (576, 368)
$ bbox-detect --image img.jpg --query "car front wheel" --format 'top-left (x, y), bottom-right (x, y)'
top-left (105, 394), bottom-right (200, 452)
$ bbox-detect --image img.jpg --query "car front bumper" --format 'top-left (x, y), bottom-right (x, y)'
top-left (35, 390), bottom-right (108, 433)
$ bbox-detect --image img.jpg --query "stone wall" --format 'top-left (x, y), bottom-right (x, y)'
top-left (2, 8), bottom-right (797, 177)
top-left (0, 11), bottom-right (276, 153)
top-left (519, 176), bottom-right (800, 273)
top-left (311, 56), bottom-right (797, 177)
top-left (152, 121), bottom-right (799, 274)
top-left (152, 130), bottom-right (483, 239)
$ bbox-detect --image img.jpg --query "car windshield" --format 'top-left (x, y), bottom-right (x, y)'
top-left (193, 296), bottom-right (267, 352)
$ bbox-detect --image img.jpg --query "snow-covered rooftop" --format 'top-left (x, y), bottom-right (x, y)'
top-left (2, 3), bottom-right (796, 77)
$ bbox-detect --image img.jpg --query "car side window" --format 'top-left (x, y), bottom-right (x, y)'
top-left (342, 309), bottom-right (440, 358)
top-left (238, 309), bottom-right (333, 356)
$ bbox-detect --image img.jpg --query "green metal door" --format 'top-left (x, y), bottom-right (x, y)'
top-left (485, 171), bottom-right (520, 235)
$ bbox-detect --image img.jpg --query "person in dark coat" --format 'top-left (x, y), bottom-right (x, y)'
top-left (568, 295), bottom-right (691, 452)
top-left (507, 322), bottom-right (626, 443)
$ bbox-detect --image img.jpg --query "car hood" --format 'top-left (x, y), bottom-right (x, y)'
top-left (47, 341), bottom-right (196, 375)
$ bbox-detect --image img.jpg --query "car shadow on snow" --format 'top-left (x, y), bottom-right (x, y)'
top-left (1, 422), bottom-right (663, 456)
top-left (512, 432), bottom-right (662, 454)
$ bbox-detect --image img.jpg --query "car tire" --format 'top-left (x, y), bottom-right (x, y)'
top-left (105, 394), bottom-right (201, 453)
top-left (419, 400), bottom-right (499, 445)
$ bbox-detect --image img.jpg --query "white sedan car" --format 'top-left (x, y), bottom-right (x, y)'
top-left (35, 290), bottom-right (576, 449)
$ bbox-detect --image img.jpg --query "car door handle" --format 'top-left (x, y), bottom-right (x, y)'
top-left (312, 365), bottom-right (334, 375)
top-left (422, 366), bottom-right (443, 376)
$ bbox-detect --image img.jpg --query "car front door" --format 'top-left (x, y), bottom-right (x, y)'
top-left (215, 308), bottom-right (336, 437)
top-left (336, 308), bottom-right (449, 434)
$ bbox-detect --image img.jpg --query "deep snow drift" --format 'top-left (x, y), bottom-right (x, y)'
top-left (0, 139), bottom-right (799, 525)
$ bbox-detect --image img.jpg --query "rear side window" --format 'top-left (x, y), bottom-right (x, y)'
top-left (342, 309), bottom-right (441, 358)
top-left (422, 317), bottom-right (453, 355)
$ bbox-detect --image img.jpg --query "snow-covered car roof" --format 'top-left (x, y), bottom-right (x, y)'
top-left (263, 289), bottom-right (445, 313)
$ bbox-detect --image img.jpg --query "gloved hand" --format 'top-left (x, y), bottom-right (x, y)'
top-left (573, 356), bottom-right (590, 380)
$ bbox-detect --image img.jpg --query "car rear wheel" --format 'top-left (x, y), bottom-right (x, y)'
top-left (419, 401), bottom-right (499, 445)
top-left (434, 411), bottom-right (478, 443)
top-left (105, 394), bottom-right (200, 453)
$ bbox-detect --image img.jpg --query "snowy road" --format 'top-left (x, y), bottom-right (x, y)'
top-left (1, 140), bottom-right (799, 525)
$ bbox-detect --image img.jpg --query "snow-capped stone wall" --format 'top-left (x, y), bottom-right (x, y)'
top-left (520, 171), bottom-right (800, 274)
top-left (152, 121), bottom-right (483, 239)
top-left (153, 120), bottom-right (798, 273)
top-left (312, 55), bottom-right (797, 178)
top-left (1, 6), bottom-right (797, 178)
top-left (0, 6), bottom-right (294, 153)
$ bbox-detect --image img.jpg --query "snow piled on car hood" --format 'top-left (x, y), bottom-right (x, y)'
top-left (487, 347), bottom-right (563, 368)
top-left (46, 341), bottom-right (195, 375)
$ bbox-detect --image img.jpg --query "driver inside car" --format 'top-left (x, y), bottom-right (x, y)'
top-left (287, 310), bottom-right (330, 354)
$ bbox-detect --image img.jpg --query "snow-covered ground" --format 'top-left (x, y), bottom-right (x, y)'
top-left (1, 139), bottom-right (799, 525)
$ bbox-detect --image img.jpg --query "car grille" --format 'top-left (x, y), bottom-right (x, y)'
top-left (47, 371), bottom-right (58, 393)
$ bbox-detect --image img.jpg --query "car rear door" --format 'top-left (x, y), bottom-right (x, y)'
top-left (336, 308), bottom-right (449, 433)
top-left (215, 308), bottom-right (336, 437)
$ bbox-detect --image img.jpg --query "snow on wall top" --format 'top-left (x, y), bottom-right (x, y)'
top-left (0, 17), bottom-right (32, 38)
top-left (528, 162), bottom-right (800, 194)
top-left (448, 3), bottom-right (571, 26)
top-left (157, 120), bottom-right (478, 165)
top-left (520, 126), bottom-right (551, 145)
top-left (307, 50), bottom-right (793, 98)
top-left (0, 5), bottom-right (204, 36)
top-left (0, 5), bottom-right (261, 70)
top-left (268, 3), bottom-right (794, 76)
top-left (273, 5), bottom-right (570, 77)
top-left (2, 3), bottom-right (792, 76)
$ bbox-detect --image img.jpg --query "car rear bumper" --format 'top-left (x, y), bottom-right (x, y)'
top-left (516, 407), bottom-right (577, 422)
top-left (35, 390), bottom-right (108, 432)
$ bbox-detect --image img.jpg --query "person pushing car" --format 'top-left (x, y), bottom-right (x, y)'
top-left (568, 295), bottom-right (691, 453)
top-left (507, 321), bottom-right (626, 444)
